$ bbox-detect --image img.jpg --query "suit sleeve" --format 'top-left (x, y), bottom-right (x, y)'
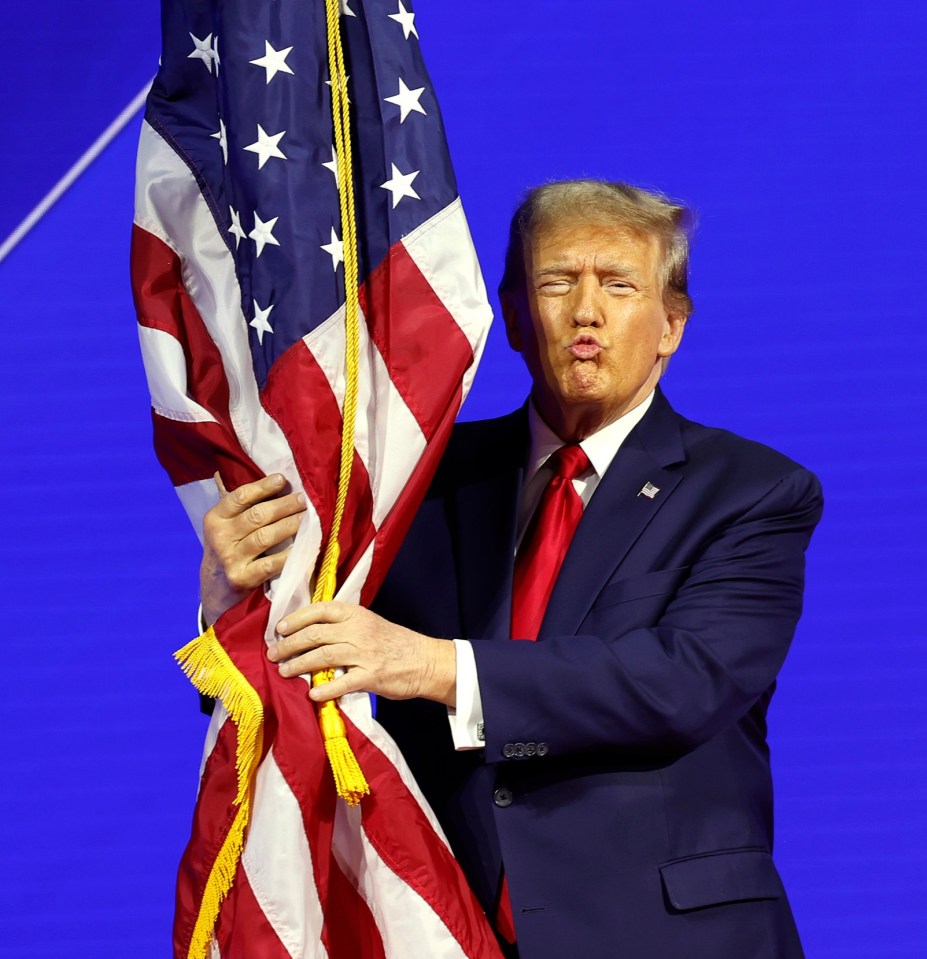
top-left (469, 466), bottom-right (823, 762)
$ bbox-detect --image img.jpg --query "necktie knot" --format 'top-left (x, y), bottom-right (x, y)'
top-left (548, 444), bottom-right (590, 482)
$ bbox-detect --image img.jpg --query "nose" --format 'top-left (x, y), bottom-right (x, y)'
top-left (571, 277), bottom-right (604, 327)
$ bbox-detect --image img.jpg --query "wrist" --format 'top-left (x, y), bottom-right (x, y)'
top-left (420, 637), bottom-right (457, 707)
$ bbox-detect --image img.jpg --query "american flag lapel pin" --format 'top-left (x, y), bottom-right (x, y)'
top-left (638, 482), bottom-right (661, 500)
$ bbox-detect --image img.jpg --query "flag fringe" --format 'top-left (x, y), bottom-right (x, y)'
top-left (174, 627), bottom-right (264, 959)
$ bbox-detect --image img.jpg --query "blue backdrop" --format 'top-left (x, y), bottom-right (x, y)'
top-left (1, 2), bottom-right (925, 956)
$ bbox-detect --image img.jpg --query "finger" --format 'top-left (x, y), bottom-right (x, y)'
top-left (214, 471), bottom-right (229, 497)
top-left (224, 547), bottom-right (294, 594)
top-left (240, 510), bottom-right (304, 560)
top-left (308, 670), bottom-right (363, 703)
top-left (276, 601), bottom-right (356, 635)
top-left (267, 622), bottom-right (336, 662)
top-left (273, 641), bottom-right (352, 677)
top-left (214, 473), bottom-right (288, 520)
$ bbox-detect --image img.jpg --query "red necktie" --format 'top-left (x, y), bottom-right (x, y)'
top-left (511, 443), bottom-right (591, 641)
top-left (497, 444), bottom-right (591, 943)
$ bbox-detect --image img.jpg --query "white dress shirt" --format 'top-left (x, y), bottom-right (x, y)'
top-left (446, 391), bottom-right (655, 749)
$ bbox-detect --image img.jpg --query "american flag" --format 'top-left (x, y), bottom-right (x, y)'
top-left (130, 0), bottom-right (499, 956)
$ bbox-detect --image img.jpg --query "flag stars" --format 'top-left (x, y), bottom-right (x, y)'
top-left (384, 78), bottom-right (426, 122)
top-left (244, 125), bottom-right (287, 168)
top-left (321, 227), bottom-right (344, 271)
top-left (250, 41), bottom-right (295, 84)
top-left (322, 146), bottom-right (339, 188)
top-left (388, 2), bottom-right (419, 39)
top-left (249, 212), bottom-right (280, 257)
top-left (250, 300), bottom-right (275, 345)
top-left (228, 206), bottom-right (246, 249)
top-left (380, 163), bottom-right (421, 208)
top-left (340, 0), bottom-right (357, 15)
top-left (211, 118), bottom-right (228, 163)
top-left (188, 32), bottom-right (219, 73)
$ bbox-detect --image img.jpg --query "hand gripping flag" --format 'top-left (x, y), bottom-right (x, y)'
top-left (130, 1), bottom-right (500, 956)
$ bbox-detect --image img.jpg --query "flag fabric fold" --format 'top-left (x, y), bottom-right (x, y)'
top-left (130, 0), bottom-right (499, 955)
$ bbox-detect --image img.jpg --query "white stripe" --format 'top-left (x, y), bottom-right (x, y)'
top-left (242, 751), bottom-right (329, 959)
top-left (138, 325), bottom-right (220, 424)
top-left (175, 479), bottom-right (222, 545)
top-left (333, 803), bottom-right (469, 959)
top-left (401, 199), bottom-right (494, 356)
top-left (0, 81), bottom-right (152, 265)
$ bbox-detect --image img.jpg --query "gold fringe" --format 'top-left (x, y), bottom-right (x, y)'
top-left (175, 628), bottom-right (264, 959)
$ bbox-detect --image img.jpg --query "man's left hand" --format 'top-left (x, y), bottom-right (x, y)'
top-left (268, 603), bottom-right (457, 707)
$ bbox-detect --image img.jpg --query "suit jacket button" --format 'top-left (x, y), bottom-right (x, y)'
top-left (493, 787), bottom-right (514, 808)
top-left (524, 742), bottom-right (537, 757)
top-left (513, 742), bottom-right (526, 758)
top-left (537, 742), bottom-right (549, 756)
top-left (502, 743), bottom-right (516, 758)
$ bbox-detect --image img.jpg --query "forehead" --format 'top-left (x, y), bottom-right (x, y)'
top-left (527, 218), bottom-right (662, 276)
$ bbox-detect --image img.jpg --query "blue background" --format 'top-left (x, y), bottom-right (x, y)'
top-left (1, 1), bottom-right (925, 955)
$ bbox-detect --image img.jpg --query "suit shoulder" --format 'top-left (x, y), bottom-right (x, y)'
top-left (675, 414), bottom-right (822, 499)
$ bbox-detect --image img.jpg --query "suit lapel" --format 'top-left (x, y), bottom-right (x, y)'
top-left (541, 389), bottom-right (688, 638)
top-left (452, 410), bottom-right (526, 642)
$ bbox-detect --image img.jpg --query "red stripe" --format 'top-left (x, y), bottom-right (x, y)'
top-left (345, 716), bottom-right (504, 959)
top-left (173, 717), bottom-right (241, 959)
top-left (214, 867), bottom-right (292, 959)
top-left (360, 241), bottom-right (474, 441)
top-left (153, 412), bottom-right (263, 490)
top-left (261, 338), bottom-right (377, 589)
top-left (132, 225), bottom-right (262, 492)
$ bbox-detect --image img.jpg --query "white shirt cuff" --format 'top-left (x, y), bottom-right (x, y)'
top-left (446, 639), bottom-right (485, 750)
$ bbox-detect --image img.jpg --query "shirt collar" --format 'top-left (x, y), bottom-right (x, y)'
top-left (526, 390), bottom-right (655, 481)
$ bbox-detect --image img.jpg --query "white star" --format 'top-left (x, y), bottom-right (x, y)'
top-left (320, 227), bottom-right (344, 271)
top-left (243, 125), bottom-right (287, 169)
top-left (249, 212), bottom-right (280, 257)
top-left (380, 163), bottom-right (421, 208)
top-left (340, 0), bottom-right (357, 15)
top-left (228, 206), bottom-right (245, 249)
top-left (211, 118), bottom-right (228, 163)
top-left (388, 2), bottom-right (418, 39)
top-left (322, 146), bottom-right (339, 188)
top-left (325, 74), bottom-right (351, 103)
top-left (249, 41), bottom-right (295, 84)
top-left (188, 33), bottom-right (219, 73)
top-left (250, 300), bottom-right (274, 345)
top-left (384, 77), bottom-right (427, 122)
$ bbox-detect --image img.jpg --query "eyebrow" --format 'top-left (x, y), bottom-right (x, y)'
top-left (533, 262), bottom-right (645, 281)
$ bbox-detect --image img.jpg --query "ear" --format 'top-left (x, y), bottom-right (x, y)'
top-left (501, 291), bottom-right (524, 353)
top-left (657, 310), bottom-right (687, 359)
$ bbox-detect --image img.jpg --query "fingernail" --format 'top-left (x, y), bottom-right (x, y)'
top-left (277, 620), bottom-right (288, 633)
top-left (296, 492), bottom-right (306, 505)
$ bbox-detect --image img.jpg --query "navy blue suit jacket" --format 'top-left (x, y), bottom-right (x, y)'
top-left (373, 388), bottom-right (822, 959)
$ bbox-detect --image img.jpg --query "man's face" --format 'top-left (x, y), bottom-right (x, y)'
top-left (503, 219), bottom-right (687, 440)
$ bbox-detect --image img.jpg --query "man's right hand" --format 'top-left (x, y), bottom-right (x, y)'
top-left (200, 472), bottom-right (307, 626)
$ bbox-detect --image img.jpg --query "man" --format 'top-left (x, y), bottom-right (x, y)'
top-left (202, 180), bottom-right (822, 958)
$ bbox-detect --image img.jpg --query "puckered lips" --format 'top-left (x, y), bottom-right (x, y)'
top-left (568, 333), bottom-right (602, 360)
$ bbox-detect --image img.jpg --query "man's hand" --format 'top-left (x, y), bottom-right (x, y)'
top-left (200, 473), bottom-right (307, 625)
top-left (268, 602), bottom-right (457, 707)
